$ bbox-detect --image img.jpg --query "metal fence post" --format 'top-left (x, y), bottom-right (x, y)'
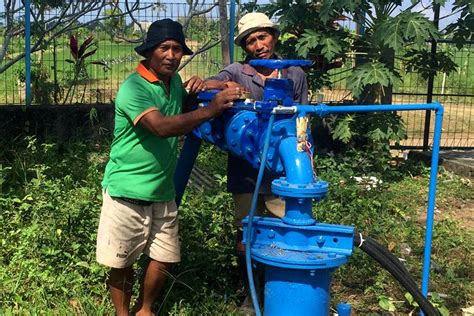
top-left (423, 4), bottom-right (440, 151)
top-left (229, 0), bottom-right (236, 63)
top-left (25, 0), bottom-right (31, 106)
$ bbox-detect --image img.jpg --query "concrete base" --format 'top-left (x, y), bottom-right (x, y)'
top-left (409, 150), bottom-right (474, 179)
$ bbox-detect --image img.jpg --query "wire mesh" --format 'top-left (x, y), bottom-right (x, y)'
top-left (0, 1), bottom-right (241, 105)
top-left (0, 2), bottom-right (472, 148)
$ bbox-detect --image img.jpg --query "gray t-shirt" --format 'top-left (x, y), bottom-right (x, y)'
top-left (207, 60), bottom-right (308, 104)
top-left (207, 58), bottom-right (309, 193)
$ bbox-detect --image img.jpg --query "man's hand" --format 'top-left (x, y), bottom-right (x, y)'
top-left (204, 80), bottom-right (249, 93)
top-left (224, 81), bottom-right (248, 92)
top-left (206, 87), bottom-right (242, 116)
top-left (183, 76), bottom-right (206, 94)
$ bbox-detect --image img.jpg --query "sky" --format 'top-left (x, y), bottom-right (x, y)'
top-left (0, 0), bottom-right (461, 31)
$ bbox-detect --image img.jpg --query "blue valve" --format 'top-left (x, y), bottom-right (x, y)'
top-left (247, 60), bottom-right (311, 106)
top-left (249, 59), bottom-right (312, 69)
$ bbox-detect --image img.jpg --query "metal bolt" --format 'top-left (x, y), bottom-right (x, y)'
top-left (309, 270), bottom-right (316, 276)
top-left (317, 236), bottom-right (325, 246)
top-left (268, 230), bottom-right (275, 239)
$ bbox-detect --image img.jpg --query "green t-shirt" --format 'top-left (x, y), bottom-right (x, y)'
top-left (102, 66), bottom-right (186, 202)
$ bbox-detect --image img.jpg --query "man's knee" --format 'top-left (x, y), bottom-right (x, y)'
top-left (108, 266), bottom-right (134, 289)
top-left (149, 259), bottom-right (174, 272)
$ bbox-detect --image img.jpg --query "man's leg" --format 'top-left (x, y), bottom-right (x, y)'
top-left (134, 259), bottom-right (173, 316)
top-left (109, 266), bottom-right (134, 316)
top-left (96, 191), bottom-right (153, 315)
top-left (135, 200), bottom-right (180, 315)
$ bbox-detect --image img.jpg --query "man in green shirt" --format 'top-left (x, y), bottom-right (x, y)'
top-left (96, 19), bottom-right (241, 316)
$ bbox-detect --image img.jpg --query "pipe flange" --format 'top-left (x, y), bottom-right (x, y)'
top-left (251, 244), bottom-right (348, 270)
top-left (224, 111), bottom-right (259, 164)
top-left (272, 178), bottom-right (328, 199)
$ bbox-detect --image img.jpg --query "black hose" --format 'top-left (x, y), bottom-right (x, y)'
top-left (354, 233), bottom-right (440, 316)
top-left (365, 237), bottom-right (418, 288)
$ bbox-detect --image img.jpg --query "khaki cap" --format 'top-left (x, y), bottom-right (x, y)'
top-left (234, 12), bottom-right (280, 46)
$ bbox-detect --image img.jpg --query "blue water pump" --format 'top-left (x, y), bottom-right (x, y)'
top-left (174, 59), bottom-right (444, 316)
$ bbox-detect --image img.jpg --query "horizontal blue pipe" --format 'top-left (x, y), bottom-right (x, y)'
top-left (297, 103), bottom-right (444, 116)
top-left (297, 101), bottom-right (444, 311)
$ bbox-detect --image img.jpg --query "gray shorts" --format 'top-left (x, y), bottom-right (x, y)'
top-left (96, 190), bottom-right (180, 268)
top-left (232, 193), bottom-right (285, 227)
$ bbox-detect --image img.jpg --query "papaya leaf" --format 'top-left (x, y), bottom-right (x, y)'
top-left (376, 16), bottom-right (404, 51)
top-left (295, 29), bottom-right (321, 58)
top-left (319, 0), bottom-right (334, 23)
top-left (347, 62), bottom-right (401, 98)
top-left (320, 36), bottom-right (342, 61)
top-left (401, 12), bottom-right (438, 48)
top-left (332, 115), bottom-right (354, 143)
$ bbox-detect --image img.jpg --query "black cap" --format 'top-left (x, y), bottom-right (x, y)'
top-left (135, 19), bottom-right (193, 57)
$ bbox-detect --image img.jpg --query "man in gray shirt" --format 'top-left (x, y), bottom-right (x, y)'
top-left (206, 11), bottom-right (308, 307)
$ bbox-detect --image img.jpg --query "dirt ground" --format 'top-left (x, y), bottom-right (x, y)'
top-left (447, 194), bottom-right (474, 230)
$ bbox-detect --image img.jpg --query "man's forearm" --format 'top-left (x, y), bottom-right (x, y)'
top-left (142, 107), bottom-right (214, 138)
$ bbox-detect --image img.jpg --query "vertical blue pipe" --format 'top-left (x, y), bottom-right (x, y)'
top-left (174, 133), bottom-right (203, 207)
top-left (25, 0), bottom-right (31, 106)
top-left (264, 266), bottom-right (332, 316)
top-left (420, 107), bottom-right (444, 314)
top-left (229, 0), bottom-right (236, 63)
top-left (246, 114), bottom-right (276, 316)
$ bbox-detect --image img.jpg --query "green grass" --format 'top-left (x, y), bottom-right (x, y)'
top-left (0, 135), bottom-right (472, 314)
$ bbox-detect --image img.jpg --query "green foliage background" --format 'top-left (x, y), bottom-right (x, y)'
top-left (0, 135), bottom-right (472, 314)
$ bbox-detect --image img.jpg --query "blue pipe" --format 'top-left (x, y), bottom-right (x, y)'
top-left (277, 136), bottom-right (315, 225)
top-left (174, 133), bottom-right (202, 207)
top-left (229, 0), bottom-right (236, 63)
top-left (277, 137), bottom-right (314, 184)
top-left (420, 107), bottom-right (444, 315)
top-left (296, 102), bottom-right (443, 117)
top-left (246, 113), bottom-right (276, 316)
top-left (25, 0), bottom-right (31, 106)
top-left (296, 102), bottom-right (444, 310)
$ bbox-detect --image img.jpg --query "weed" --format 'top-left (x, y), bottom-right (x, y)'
top-left (0, 137), bottom-right (471, 314)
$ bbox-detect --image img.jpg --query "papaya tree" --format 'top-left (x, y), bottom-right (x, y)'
top-left (246, 0), bottom-right (471, 171)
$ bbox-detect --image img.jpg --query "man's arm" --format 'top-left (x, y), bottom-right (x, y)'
top-left (205, 64), bottom-right (248, 91)
top-left (138, 87), bottom-right (241, 138)
top-left (293, 68), bottom-right (309, 104)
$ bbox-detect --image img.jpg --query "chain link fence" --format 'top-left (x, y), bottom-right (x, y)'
top-left (0, 1), bottom-right (472, 148)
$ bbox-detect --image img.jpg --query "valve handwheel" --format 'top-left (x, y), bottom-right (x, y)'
top-left (249, 59), bottom-right (312, 69)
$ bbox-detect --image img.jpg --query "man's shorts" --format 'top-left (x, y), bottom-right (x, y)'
top-left (96, 190), bottom-right (180, 269)
top-left (233, 193), bottom-right (285, 227)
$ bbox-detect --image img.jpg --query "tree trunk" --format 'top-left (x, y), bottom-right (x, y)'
top-left (218, 0), bottom-right (230, 66)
